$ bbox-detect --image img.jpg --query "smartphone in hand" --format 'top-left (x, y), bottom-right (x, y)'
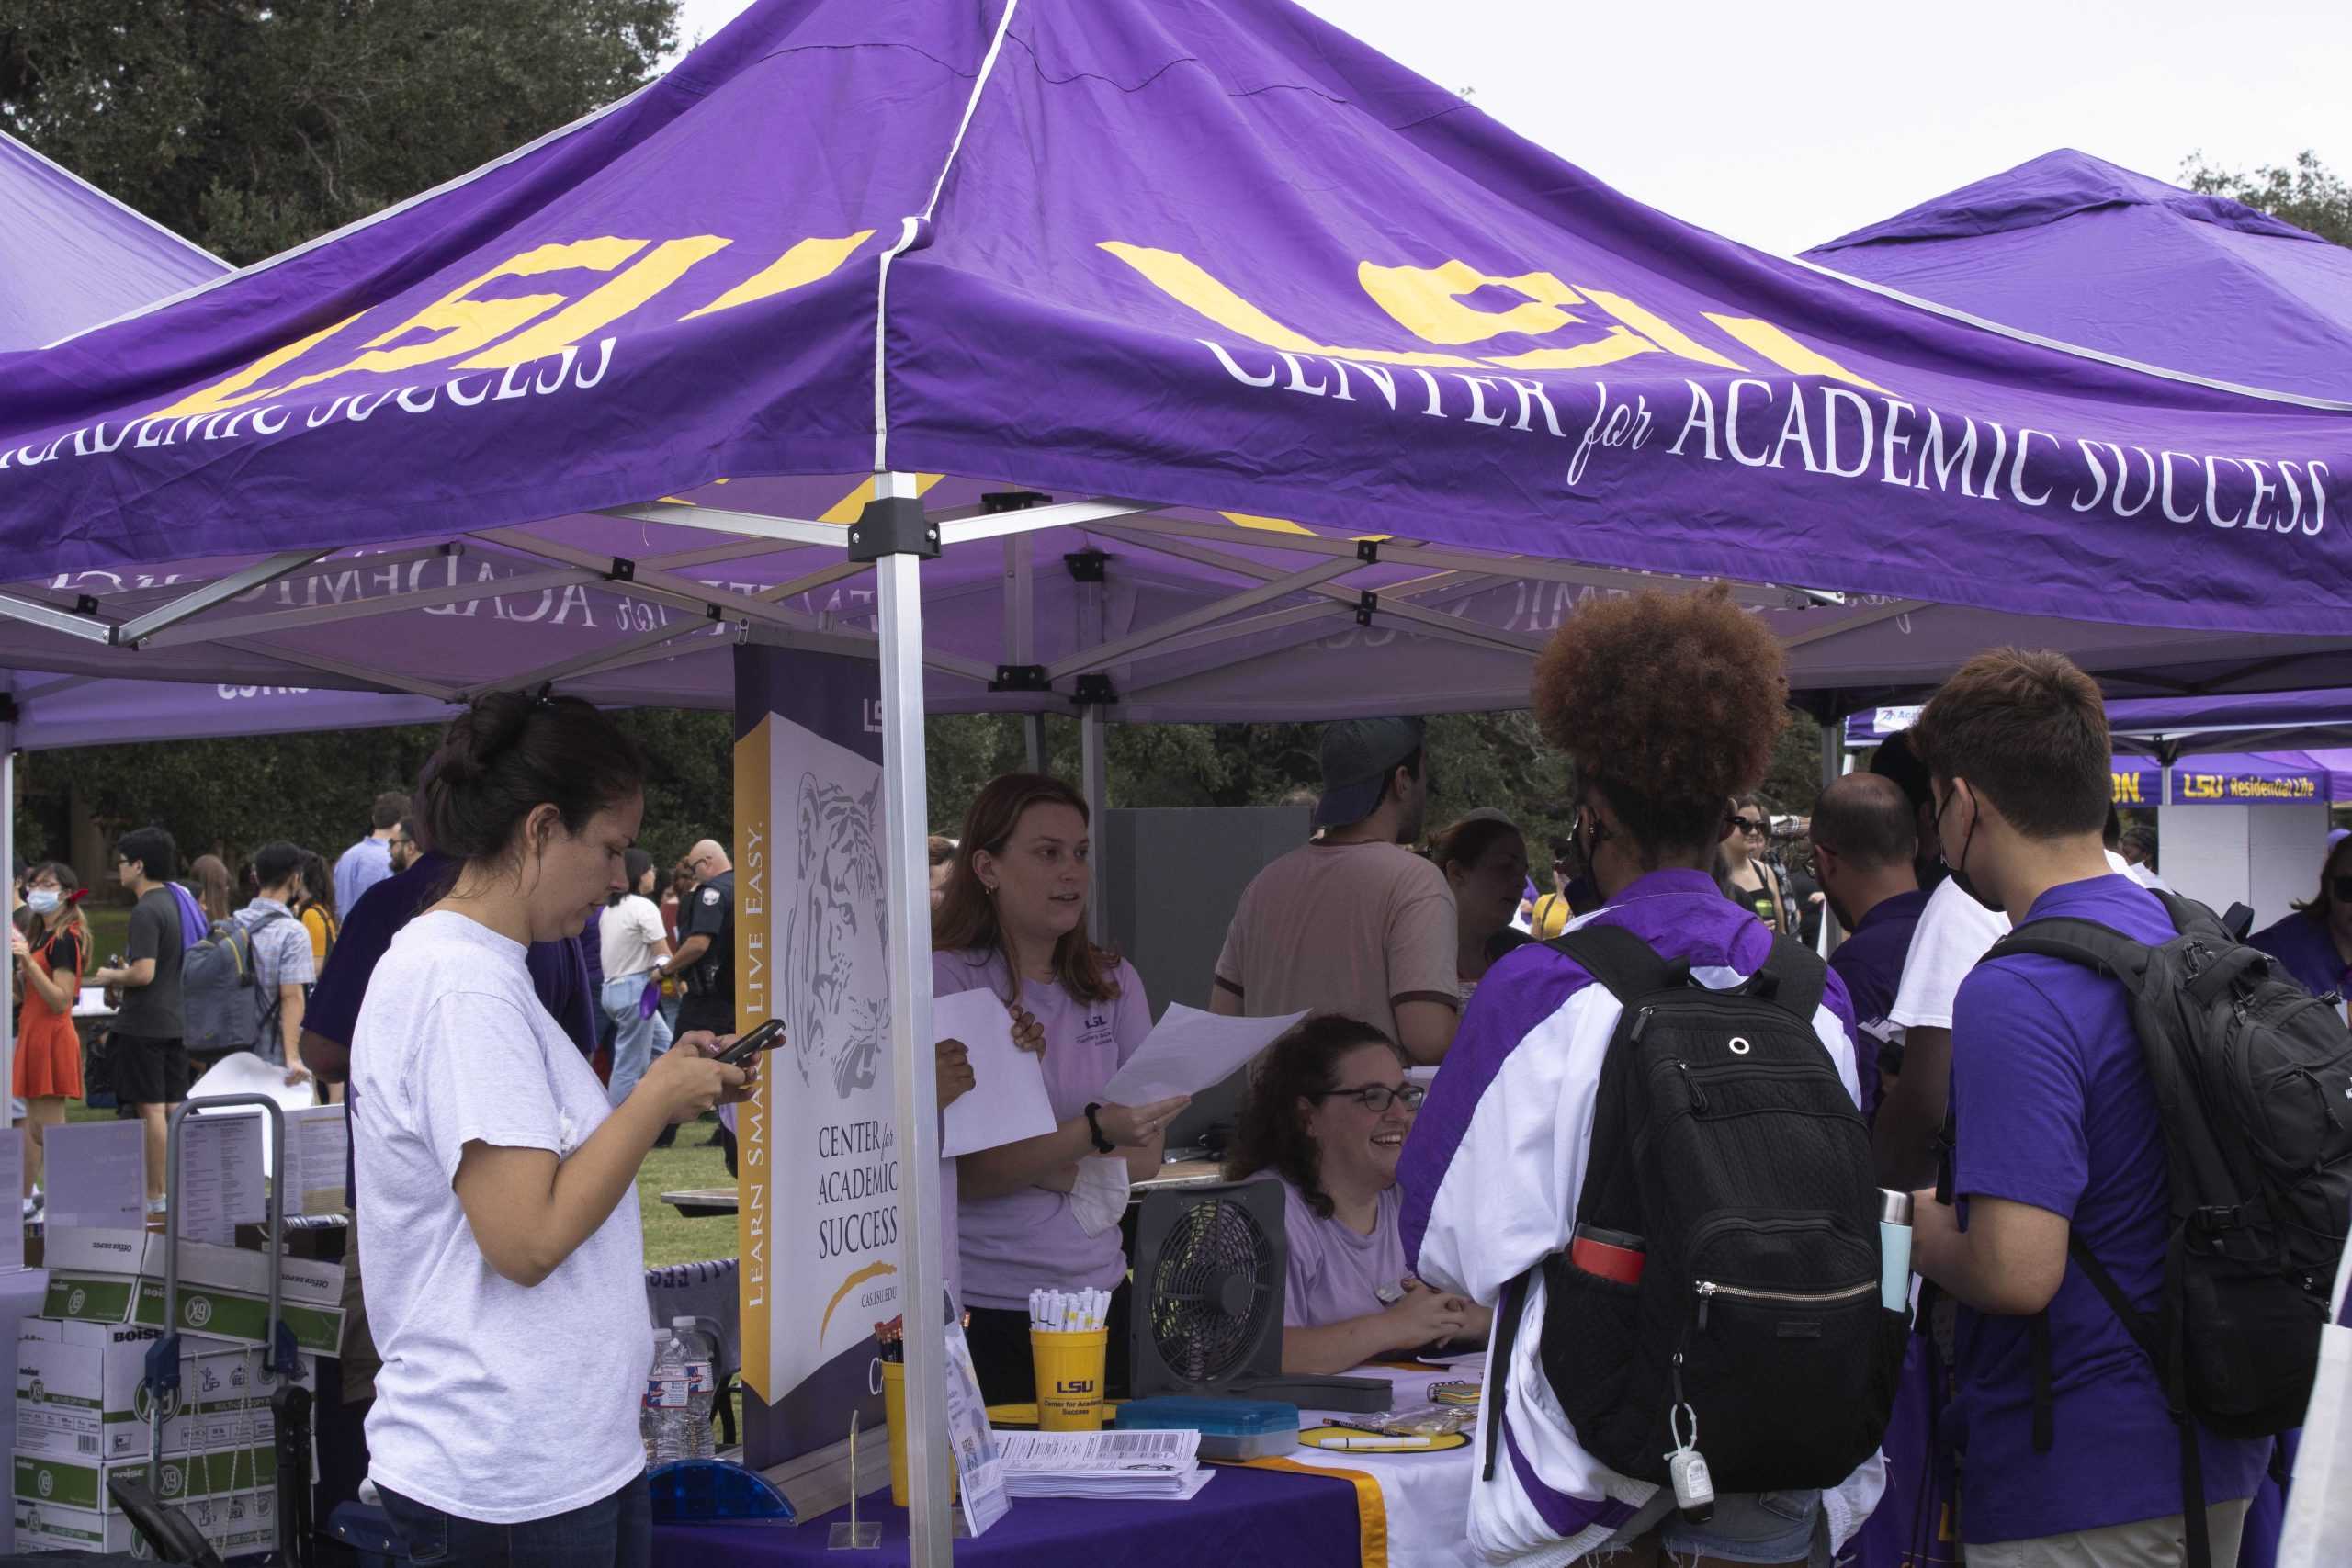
top-left (715, 1019), bottom-right (786, 1067)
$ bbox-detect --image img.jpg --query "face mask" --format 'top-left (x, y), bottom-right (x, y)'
top-left (24, 891), bottom-right (58, 914)
top-left (1069, 1154), bottom-right (1131, 1237)
top-left (1937, 785), bottom-right (2005, 915)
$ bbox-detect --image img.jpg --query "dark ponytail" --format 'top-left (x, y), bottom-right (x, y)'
top-left (418, 692), bottom-right (647, 871)
top-left (613, 847), bottom-right (656, 907)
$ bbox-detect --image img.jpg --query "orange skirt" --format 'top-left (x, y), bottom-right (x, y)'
top-left (14, 1002), bottom-right (82, 1100)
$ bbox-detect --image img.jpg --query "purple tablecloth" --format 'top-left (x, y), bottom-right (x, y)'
top-left (652, 1465), bottom-right (1363, 1568)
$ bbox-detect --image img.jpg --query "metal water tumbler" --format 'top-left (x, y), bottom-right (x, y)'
top-left (1878, 1190), bottom-right (1914, 1311)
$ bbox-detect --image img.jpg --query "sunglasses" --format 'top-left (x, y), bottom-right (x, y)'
top-left (1315, 1083), bottom-right (1426, 1113)
top-left (1733, 818), bottom-right (1767, 834)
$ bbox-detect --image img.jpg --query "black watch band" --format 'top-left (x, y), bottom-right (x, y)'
top-left (1083, 1102), bottom-right (1115, 1155)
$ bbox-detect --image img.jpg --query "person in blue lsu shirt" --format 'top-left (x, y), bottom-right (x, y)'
top-left (1907, 649), bottom-right (2268, 1567)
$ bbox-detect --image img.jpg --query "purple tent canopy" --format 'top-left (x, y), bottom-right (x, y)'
top-left (0, 130), bottom-right (225, 354)
top-left (1849, 688), bottom-right (2352, 761)
top-left (2165, 750), bottom-right (2347, 806)
top-left (0, 132), bottom-right (456, 744)
top-left (0, 0), bottom-right (2339, 725)
top-left (1805, 148), bottom-right (2352, 406)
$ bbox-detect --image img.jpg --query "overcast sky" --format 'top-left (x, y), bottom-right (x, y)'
top-left (670, 0), bottom-right (2348, 257)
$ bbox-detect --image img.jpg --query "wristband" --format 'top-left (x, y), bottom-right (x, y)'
top-left (1083, 1102), bottom-right (1115, 1155)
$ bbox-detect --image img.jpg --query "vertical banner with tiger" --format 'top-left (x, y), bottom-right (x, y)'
top-left (733, 644), bottom-right (898, 1463)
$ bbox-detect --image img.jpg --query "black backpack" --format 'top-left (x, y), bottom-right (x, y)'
top-left (1482, 924), bottom-right (1908, 1495)
top-left (1979, 892), bottom-right (2352, 1567)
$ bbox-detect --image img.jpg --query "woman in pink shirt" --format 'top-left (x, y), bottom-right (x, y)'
top-left (1226, 1015), bottom-right (1487, 1373)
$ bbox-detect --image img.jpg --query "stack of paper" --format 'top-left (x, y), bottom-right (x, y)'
top-left (993, 1428), bottom-right (1217, 1501)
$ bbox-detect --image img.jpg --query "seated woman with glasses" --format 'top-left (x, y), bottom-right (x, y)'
top-left (1224, 1014), bottom-right (1489, 1373)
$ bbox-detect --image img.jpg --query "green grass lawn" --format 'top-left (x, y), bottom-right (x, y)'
top-left (78, 907), bottom-right (133, 970)
top-left (62, 1100), bottom-right (738, 1271)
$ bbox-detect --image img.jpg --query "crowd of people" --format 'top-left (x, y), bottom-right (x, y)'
top-left (911, 586), bottom-right (2340, 1568)
top-left (13, 588), bottom-right (2343, 1568)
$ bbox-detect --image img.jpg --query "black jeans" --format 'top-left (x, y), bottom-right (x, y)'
top-left (962, 1280), bottom-right (1134, 1405)
top-left (377, 1474), bottom-right (649, 1568)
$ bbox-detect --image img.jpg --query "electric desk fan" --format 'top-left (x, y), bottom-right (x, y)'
top-left (1129, 1180), bottom-right (1390, 1413)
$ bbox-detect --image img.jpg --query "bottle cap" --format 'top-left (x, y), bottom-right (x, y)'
top-left (1878, 1189), bottom-right (1914, 1225)
top-left (673, 1315), bottom-right (696, 1328)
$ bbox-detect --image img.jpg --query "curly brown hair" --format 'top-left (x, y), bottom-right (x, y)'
top-left (1222, 1015), bottom-right (1408, 1220)
top-left (1531, 585), bottom-right (1788, 858)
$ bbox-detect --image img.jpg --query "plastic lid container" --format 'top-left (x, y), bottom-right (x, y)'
top-left (1114, 1396), bottom-right (1300, 1460)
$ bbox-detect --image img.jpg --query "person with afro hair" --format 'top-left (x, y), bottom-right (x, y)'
top-left (1399, 585), bottom-right (1871, 1568)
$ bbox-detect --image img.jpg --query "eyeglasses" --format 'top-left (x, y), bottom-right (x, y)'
top-left (1733, 818), bottom-right (1767, 834)
top-left (1314, 1083), bottom-right (1425, 1113)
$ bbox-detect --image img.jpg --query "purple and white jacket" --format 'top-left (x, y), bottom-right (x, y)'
top-left (1400, 869), bottom-right (1881, 1564)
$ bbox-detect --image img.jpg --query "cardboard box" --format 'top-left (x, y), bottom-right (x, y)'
top-left (17, 1317), bottom-right (316, 1461)
top-left (13, 1448), bottom-right (277, 1556)
top-left (42, 1226), bottom-right (345, 1356)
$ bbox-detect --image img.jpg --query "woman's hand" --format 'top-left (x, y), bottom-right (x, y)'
top-left (637, 1035), bottom-right (752, 1123)
top-left (1385, 1280), bottom-right (1474, 1347)
top-left (1010, 1005), bottom-right (1046, 1055)
top-left (8, 929), bottom-right (27, 961)
top-left (936, 1038), bottom-right (976, 1109)
top-left (1093, 1095), bottom-right (1190, 1148)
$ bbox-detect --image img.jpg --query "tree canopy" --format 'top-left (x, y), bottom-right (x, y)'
top-left (0, 0), bottom-right (677, 264)
top-left (2181, 150), bottom-right (2352, 248)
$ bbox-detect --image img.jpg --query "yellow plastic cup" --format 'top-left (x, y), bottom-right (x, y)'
top-left (879, 1359), bottom-right (911, 1506)
top-left (1031, 1328), bottom-right (1109, 1431)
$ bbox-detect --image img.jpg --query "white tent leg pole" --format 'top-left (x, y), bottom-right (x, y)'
top-left (1082, 706), bottom-right (1108, 946)
top-left (1004, 533), bottom-right (1046, 773)
top-left (1817, 717), bottom-right (1841, 957)
top-left (1, 729), bottom-right (14, 1133)
top-left (874, 475), bottom-right (950, 1567)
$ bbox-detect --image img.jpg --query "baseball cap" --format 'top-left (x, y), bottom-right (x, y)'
top-left (1314, 716), bottom-right (1425, 829)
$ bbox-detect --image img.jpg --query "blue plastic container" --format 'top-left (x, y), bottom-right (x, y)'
top-left (1114, 1395), bottom-right (1300, 1459)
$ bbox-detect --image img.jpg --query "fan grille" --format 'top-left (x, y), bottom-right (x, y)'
top-left (1147, 1196), bottom-right (1275, 1383)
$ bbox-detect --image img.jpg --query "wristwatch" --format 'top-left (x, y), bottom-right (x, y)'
top-left (1083, 1103), bottom-right (1115, 1155)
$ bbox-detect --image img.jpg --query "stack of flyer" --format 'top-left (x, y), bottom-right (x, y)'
top-left (994, 1428), bottom-right (1215, 1501)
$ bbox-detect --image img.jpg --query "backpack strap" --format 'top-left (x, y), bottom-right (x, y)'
top-left (2041, 1228), bottom-right (2213, 1568)
top-left (1747, 932), bottom-right (1828, 1025)
top-left (1481, 1270), bottom-right (1532, 1483)
top-left (1983, 916), bottom-right (2150, 980)
top-left (1548, 923), bottom-right (1680, 1002)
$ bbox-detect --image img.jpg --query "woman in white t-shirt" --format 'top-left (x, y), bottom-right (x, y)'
top-left (351, 692), bottom-right (751, 1568)
top-left (599, 847), bottom-right (675, 1107)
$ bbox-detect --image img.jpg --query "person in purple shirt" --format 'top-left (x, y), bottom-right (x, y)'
top-left (1810, 773), bottom-right (1928, 1128)
top-left (2249, 834), bottom-right (2352, 1006)
top-left (1221, 1015), bottom-right (1486, 1373)
top-left (1908, 649), bottom-right (2269, 1566)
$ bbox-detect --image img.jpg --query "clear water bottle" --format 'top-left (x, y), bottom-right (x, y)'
top-left (643, 1317), bottom-right (718, 1465)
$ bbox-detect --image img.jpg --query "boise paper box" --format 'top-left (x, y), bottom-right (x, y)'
top-left (41, 1225), bottom-right (345, 1356)
top-left (13, 1446), bottom-right (277, 1557)
top-left (17, 1318), bottom-right (317, 1461)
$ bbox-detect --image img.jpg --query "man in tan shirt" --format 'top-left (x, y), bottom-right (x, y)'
top-left (1211, 716), bottom-right (1461, 1063)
